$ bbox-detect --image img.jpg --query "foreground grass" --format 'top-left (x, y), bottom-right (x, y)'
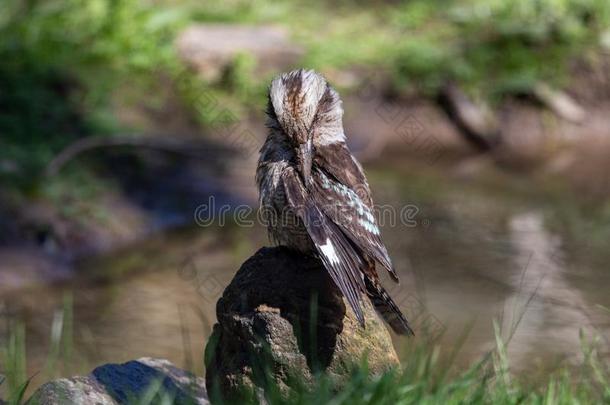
top-left (1, 312), bottom-right (608, 404)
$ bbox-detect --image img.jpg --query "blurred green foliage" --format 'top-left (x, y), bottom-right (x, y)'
top-left (414, 0), bottom-right (610, 97)
top-left (0, 0), bottom-right (608, 195)
top-left (0, 0), bottom-right (187, 191)
top-left (299, 0), bottom-right (610, 97)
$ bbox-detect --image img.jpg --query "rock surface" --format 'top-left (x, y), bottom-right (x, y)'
top-left (26, 358), bottom-right (208, 405)
top-left (176, 24), bottom-right (303, 81)
top-left (204, 247), bottom-right (399, 403)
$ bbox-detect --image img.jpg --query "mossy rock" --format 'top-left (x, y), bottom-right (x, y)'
top-left (204, 247), bottom-right (400, 403)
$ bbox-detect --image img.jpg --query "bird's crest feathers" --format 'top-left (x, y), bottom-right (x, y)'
top-left (267, 69), bottom-right (344, 145)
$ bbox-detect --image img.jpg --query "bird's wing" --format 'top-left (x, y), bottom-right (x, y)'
top-left (281, 167), bottom-right (367, 325)
top-left (313, 142), bottom-right (373, 206)
top-left (311, 148), bottom-right (399, 282)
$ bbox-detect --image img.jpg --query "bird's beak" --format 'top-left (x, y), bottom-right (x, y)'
top-left (298, 139), bottom-right (313, 186)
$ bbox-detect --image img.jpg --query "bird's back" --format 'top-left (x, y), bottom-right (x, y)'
top-left (257, 69), bottom-right (413, 335)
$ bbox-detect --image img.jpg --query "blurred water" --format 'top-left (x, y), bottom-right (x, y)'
top-left (2, 159), bottom-right (609, 382)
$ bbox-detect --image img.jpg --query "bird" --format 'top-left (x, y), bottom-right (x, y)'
top-left (256, 69), bottom-right (413, 335)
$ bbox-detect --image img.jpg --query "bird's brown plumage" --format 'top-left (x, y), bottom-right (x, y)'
top-left (257, 69), bottom-right (413, 335)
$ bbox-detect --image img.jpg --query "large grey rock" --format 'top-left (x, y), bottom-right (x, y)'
top-left (25, 376), bottom-right (116, 405)
top-left (26, 358), bottom-right (208, 405)
top-left (204, 247), bottom-right (399, 403)
top-left (176, 24), bottom-right (303, 81)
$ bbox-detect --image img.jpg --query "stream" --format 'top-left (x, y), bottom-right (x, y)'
top-left (1, 156), bottom-right (609, 382)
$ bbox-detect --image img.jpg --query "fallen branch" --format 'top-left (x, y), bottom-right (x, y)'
top-left (45, 134), bottom-right (233, 177)
top-left (532, 82), bottom-right (586, 124)
top-left (438, 82), bottom-right (502, 152)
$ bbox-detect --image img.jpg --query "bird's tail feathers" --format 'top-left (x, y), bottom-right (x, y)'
top-left (365, 278), bottom-right (414, 336)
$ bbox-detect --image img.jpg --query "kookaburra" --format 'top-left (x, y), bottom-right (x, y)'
top-left (256, 69), bottom-right (413, 335)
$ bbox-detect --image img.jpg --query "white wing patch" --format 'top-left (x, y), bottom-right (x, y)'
top-left (318, 172), bottom-right (380, 236)
top-left (319, 238), bottom-right (340, 265)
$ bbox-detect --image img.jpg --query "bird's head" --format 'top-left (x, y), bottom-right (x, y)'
top-left (266, 69), bottom-right (344, 186)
